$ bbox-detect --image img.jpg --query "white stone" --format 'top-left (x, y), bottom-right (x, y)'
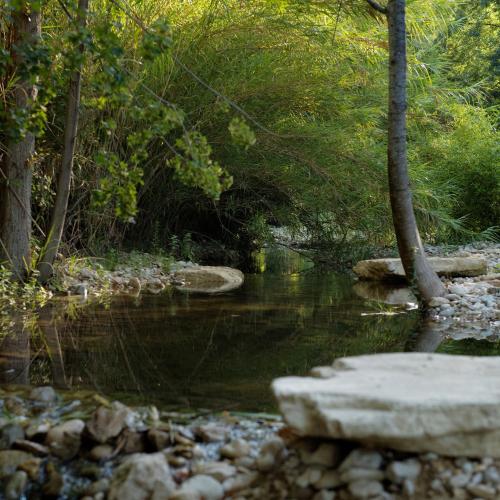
top-left (428, 297), bottom-right (450, 307)
top-left (171, 475), bottom-right (223, 500)
top-left (192, 461), bottom-right (236, 482)
top-left (173, 266), bottom-right (244, 294)
top-left (340, 468), bottom-right (385, 483)
top-left (108, 453), bottom-right (175, 500)
top-left (353, 257), bottom-right (487, 281)
top-left (386, 460), bottom-right (421, 484)
top-left (348, 480), bottom-right (384, 499)
top-left (339, 449), bottom-right (383, 472)
top-left (272, 353), bottom-right (500, 457)
top-left (313, 490), bottom-right (336, 500)
top-left (220, 439), bottom-right (251, 459)
top-left (466, 484), bottom-right (496, 499)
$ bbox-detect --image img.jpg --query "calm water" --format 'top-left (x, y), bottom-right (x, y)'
top-left (0, 250), bottom-right (498, 411)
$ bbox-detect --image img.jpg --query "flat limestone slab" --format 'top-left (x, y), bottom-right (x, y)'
top-left (173, 266), bottom-right (244, 294)
top-left (353, 257), bottom-right (487, 280)
top-left (272, 353), bottom-right (500, 457)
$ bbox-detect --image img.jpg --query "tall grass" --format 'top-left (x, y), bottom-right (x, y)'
top-left (33, 0), bottom-right (499, 264)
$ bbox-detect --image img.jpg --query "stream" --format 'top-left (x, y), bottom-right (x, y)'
top-left (1, 248), bottom-right (499, 412)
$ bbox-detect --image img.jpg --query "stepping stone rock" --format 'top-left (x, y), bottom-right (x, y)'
top-left (353, 257), bottom-right (487, 281)
top-left (173, 266), bottom-right (244, 294)
top-left (272, 353), bottom-right (500, 457)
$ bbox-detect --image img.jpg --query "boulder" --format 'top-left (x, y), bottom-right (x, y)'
top-left (272, 353), bottom-right (500, 457)
top-left (173, 266), bottom-right (244, 294)
top-left (353, 257), bottom-right (487, 281)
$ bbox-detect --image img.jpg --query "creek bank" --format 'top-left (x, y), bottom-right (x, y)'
top-left (2, 382), bottom-right (500, 499)
top-left (353, 244), bottom-right (499, 339)
top-left (57, 258), bottom-right (244, 298)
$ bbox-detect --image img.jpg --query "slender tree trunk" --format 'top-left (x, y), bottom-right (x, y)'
top-left (385, 0), bottom-right (445, 302)
top-left (0, 3), bottom-right (41, 280)
top-left (38, 0), bottom-right (89, 283)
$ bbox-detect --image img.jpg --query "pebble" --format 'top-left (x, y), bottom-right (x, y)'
top-left (220, 439), bottom-right (251, 459)
top-left (0, 424), bottom-right (24, 450)
top-left (172, 474), bottom-right (224, 500)
top-left (348, 479), bottom-right (384, 499)
top-left (89, 444), bottom-right (114, 461)
top-left (296, 467), bottom-right (323, 487)
top-left (5, 470), bottom-right (28, 500)
top-left (339, 449), bottom-right (383, 472)
top-left (466, 483), bottom-right (497, 499)
top-left (314, 470), bottom-right (342, 489)
top-left (340, 467), bottom-right (385, 483)
top-left (28, 386), bottom-right (57, 404)
top-left (223, 472), bottom-right (259, 494)
top-left (192, 461), bottom-right (237, 482)
top-left (484, 466), bottom-right (500, 484)
top-left (386, 459), bottom-right (421, 483)
top-left (45, 419), bottom-right (85, 460)
top-left (196, 424), bottom-right (229, 443)
top-left (448, 473), bottom-right (470, 488)
top-left (313, 490), bottom-right (336, 500)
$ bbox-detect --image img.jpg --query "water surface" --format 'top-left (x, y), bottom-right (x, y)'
top-left (0, 250), bottom-right (497, 411)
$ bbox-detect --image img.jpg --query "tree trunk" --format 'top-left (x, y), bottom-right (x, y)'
top-left (38, 0), bottom-right (89, 283)
top-left (0, 3), bottom-right (41, 280)
top-left (386, 0), bottom-right (445, 302)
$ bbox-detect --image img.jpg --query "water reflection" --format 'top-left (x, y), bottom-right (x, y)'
top-left (0, 271), bottom-right (423, 411)
top-left (0, 249), bottom-right (496, 411)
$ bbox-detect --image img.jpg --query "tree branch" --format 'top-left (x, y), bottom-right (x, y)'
top-left (366, 0), bottom-right (387, 14)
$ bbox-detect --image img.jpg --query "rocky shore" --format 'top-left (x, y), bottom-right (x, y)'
top-left (353, 243), bottom-right (499, 338)
top-left (57, 257), bottom-right (244, 297)
top-left (2, 380), bottom-right (500, 500)
top-left (425, 244), bottom-right (499, 337)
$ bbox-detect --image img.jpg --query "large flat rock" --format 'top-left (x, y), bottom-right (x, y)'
top-left (272, 353), bottom-right (500, 457)
top-left (353, 257), bottom-right (487, 281)
top-left (173, 266), bottom-right (244, 294)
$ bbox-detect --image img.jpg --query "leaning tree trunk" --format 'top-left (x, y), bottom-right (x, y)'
top-left (0, 3), bottom-right (41, 280)
top-left (38, 0), bottom-right (89, 283)
top-left (386, 0), bottom-right (444, 302)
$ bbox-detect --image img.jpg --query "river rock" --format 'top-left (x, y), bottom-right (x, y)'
top-left (386, 459), bottom-right (421, 483)
top-left (87, 403), bottom-right (131, 443)
top-left (0, 423), bottom-right (24, 449)
top-left (171, 474), bottom-right (224, 500)
top-left (348, 479), bottom-right (384, 498)
top-left (353, 257), bottom-right (487, 281)
top-left (0, 450), bottom-right (35, 479)
top-left (195, 423), bottom-right (229, 443)
top-left (220, 438), bottom-right (251, 458)
top-left (42, 462), bottom-right (63, 497)
top-left (173, 266), bottom-right (244, 294)
top-left (45, 419), bottom-right (85, 459)
top-left (272, 353), bottom-right (500, 457)
top-left (192, 461), bottom-right (236, 481)
top-left (5, 470), bottom-right (28, 500)
top-left (29, 386), bottom-right (57, 404)
top-left (108, 452), bottom-right (175, 500)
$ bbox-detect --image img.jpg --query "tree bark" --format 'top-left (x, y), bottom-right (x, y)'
top-left (37, 0), bottom-right (89, 283)
top-left (385, 0), bottom-right (445, 302)
top-left (0, 3), bottom-right (41, 280)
